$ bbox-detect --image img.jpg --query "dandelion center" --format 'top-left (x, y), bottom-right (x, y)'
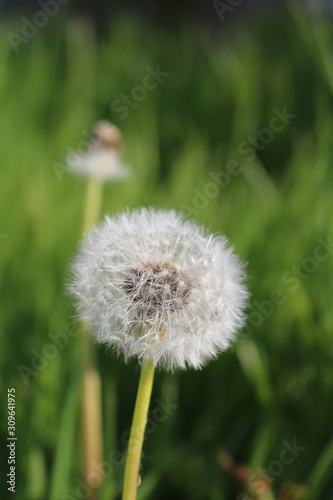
top-left (123, 262), bottom-right (192, 312)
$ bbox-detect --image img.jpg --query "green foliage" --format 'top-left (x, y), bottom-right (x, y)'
top-left (1, 9), bottom-right (333, 500)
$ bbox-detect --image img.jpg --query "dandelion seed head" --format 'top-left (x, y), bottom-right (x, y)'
top-left (66, 121), bottom-right (129, 180)
top-left (69, 208), bottom-right (249, 371)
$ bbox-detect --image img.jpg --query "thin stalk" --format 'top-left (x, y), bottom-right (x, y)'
top-left (81, 175), bottom-right (104, 499)
top-left (82, 341), bottom-right (104, 500)
top-left (122, 362), bottom-right (155, 500)
top-left (83, 176), bottom-right (103, 233)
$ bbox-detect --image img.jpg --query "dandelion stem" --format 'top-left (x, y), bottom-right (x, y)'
top-left (82, 341), bottom-right (103, 500)
top-left (83, 176), bottom-right (103, 233)
top-left (82, 175), bottom-right (104, 499)
top-left (122, 362), bottom-right (155, 500)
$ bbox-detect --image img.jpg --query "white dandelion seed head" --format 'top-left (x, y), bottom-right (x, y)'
top-left (66, 121), bottom-right (130, 181)
top-left (69, 208), bottom-right (249, 371)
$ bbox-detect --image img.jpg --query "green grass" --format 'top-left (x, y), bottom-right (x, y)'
top-left (1, 8), bottom-right (333, 500)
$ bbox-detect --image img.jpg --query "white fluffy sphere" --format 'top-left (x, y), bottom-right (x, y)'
top-left (69, 208), bottom-right (249, 371)
top-left (66, 121), bottom-right (130, 180)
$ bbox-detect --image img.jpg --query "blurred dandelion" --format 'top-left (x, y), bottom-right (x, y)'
top-left (66, 120), bottom-right (130, 181)
top-left (67, 120), bottom-right (130, 499)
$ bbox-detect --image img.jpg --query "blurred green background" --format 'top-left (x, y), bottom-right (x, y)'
top-left (1, 3), bottom-right (333, 499)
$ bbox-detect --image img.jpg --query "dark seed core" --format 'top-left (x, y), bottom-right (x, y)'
top-left (91, 122), bottom-right (122, 150)
top-left (123, 262), bottom-right (192, 311)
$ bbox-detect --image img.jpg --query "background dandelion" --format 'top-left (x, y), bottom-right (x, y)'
top-left (65, 119), bottom-right (132, 498)
top-left (66, 121), bottom-right (129, 181)
top-left (68, 120), bottom-right (130, 500)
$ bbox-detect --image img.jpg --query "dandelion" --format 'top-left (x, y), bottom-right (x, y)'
top-left (70, 208), bottom-right (248, 370)
top-left (67, 120), bottom-right (130, 497)
top-left (66, 120), bottom-right (130, 181)
top-left (69, 207), bottom-right (248, 499)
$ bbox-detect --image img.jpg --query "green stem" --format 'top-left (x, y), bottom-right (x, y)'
top-left (81, 338), bottom-right (103, 500)
top-left (122, 362), bottom-right (155, 500)
top-left (81, 175), bottom-right (104, 499)
top-left (83, 176), bottom-right (103, 233)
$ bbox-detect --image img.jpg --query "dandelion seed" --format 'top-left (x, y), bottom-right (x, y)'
top-left (69, 208), bottom-right (249, 371)
top-left (66, 120), bottom-right (130, 180)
